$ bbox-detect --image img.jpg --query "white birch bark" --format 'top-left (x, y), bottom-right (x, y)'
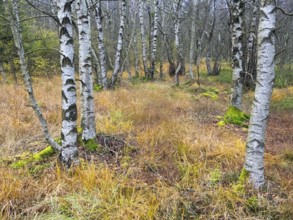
top-left (139, 0), bottom-right (149, 78)
top-left (57, 0), bottom-right (78, 166)
top-left (111, 0), bottom-right (126, 86)
top-left (244, 0), bottom-right (276, 189)
top-left (206, 0), bottom-right (215, 76)
top-left (9, 0), bottom-right (61, 151)
top-left (133, 22), bottom-right (139, 77)
top-left (95, 1), bottom-right (108, 89)
top-left (174, 20), bottom-right (181, 85)
top-left (189, 18), bottom-right (196, 79)
top-left (150, 0), bottom-right (159, 79)
top-left (231, 0), bottom-right (244, 109)
top-left (77, 0), bottom-right (96, 141)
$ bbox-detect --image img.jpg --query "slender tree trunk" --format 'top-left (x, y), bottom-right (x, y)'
top-left (206, 1), bottom-right (216, 76)
top-left (133, 25), bottom-right (139, 77)
top-left (95, 1), bottom-right (108, 89)
top-left (246, 0), bottom-right (258, 88)
top-left (10, 58), bottom-right (18, 84)
top-left (0, 62), bottom-right (6, 84)
top-left (139, 0), bottom-right (149, 78)
top-left (9, 0), bottom-right (61, 151)
top-left (150, 0), bottom-right (159, 79)
top-left (189, 18), bottom-right (196, 79)
top-left (111, 0), bottom-right (126, 86)
top-left (91, 47), bottom-right (102, 85)
top-left (57, 0), bottom-right (78, 167)
top-left (77, 0), bottom-right (96, 142)
top-left (244, 0), bottom-right (276, 189)
top-left (175, 20), bottom-right (180, 85)
top-left (230, 0), bottom-right (244, 109)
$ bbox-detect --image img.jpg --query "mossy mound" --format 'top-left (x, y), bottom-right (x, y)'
top-left (200, 86), bottom-right (219, 100)
top-left (218, 106), bottom-right (250, 127)
top-left (10, 146), bottom-right (55, 169)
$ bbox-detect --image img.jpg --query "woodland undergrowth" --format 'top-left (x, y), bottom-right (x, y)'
top-left (0, 66), bottom-right (293, 219)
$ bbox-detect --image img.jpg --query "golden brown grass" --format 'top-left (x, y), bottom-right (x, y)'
top-left (0, 72), bottom-right (292, 219)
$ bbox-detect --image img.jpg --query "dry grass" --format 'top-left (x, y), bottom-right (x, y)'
top-left (0, 71), bottom-right (292, 219)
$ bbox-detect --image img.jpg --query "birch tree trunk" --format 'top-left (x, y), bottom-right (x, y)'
top-left (57, 0), bottom-right (78, 167)
top-left (246, 0), bottom-right (258, 88)
top-left (9, 0), bottom-right (61, 151)
top-left (189, 18), bottom-right (196, 79)
top-left (244, 0), bottom-right (276, 189)
top-left (139, 0), bottom-right (149, 78)
top-left (77, 0), bottom-right (96, 142)
top-left (174, 20), bottom-right (181, 85)
top-left (230, 0), bottom-right (244, 109)
top-left (95, 1), bottom-right (108, 89)
top-left (206, 1), bottom-right (215, 76)
top-left (0, 62), bottom-right (5, 84)
top-left (133, 22), bottom-right (140, 77)
top-left (149, 0), bottom-right (159, 79)
top-left (111, 0), bottom-right (126, 86)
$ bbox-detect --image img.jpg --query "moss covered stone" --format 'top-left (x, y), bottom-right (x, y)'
top-left (219, 106), bottom-right (250, 127)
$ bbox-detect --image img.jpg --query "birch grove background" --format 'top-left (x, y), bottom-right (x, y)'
top-left (0, 0), bottom-right (293, 219)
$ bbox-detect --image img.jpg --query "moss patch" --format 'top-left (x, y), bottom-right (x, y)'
top-left (200, 86), bottom-right (220, 100)
top-left (218, 106), bottom-right (250, 127)
top-left (84, 139), bottom-right (99, 152)
top-left (10, 146), bottom-right (55, 169)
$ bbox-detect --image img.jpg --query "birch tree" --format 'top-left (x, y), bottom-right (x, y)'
top-left (57, 0), bottom-right (78, 167)
top-left (111, 0), bottom-right (126, 86)
top-left (95, 1), bottom-right (108, 89)
top-left (77, 0), bottom-right (96, 143)
top-left (8, 0), bottom-right (61, 151)
top-left (149, 0), bottom-right (159, 79)
top-left (244, 0), bottom-right (276, 189)
top-left (189, 10), bottom-right (196, 79)
top-left (230, 0), bottom-right (244, 109)
top-left (139, 0), bottom-right (149, 78)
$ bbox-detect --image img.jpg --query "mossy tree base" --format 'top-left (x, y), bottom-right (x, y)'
top-left (217, 106), bottom-right (250, 127)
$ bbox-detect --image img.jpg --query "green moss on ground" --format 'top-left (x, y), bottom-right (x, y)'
top-left (84, 139), bottom-right (99, 152)
top-left (218, 106), bottom-right (250, 127)
top-left (10, 146), bottom-right (55, 169)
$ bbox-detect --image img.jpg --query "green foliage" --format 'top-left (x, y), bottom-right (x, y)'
top-left (94, 84), bottom-right (103, 92)
top-left (200, 86), bottom-right (219, 100)
top-left (239, 168), bottom-right (249, 183)
top-left (232, 169), bottom-right (249, 195)
top-left (271, 97), bottom-right (293, 111)
top-left (275, 67), bottom-right (293, 88)
top-left (84, 139), bottom-right (99, 152)
top-left (209, 168), bottom-right (222, 186)
top-left (218, 106), bottom-right (250, 127)
top-left (245, 196), bottom-right (259, 212)
top-left (129, 76), bottom-right (151, 85)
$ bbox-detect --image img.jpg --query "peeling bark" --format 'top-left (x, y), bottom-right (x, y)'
top-left (244, 0), bottom-right (276, 189)
top-left (77, 0), bottom-right (96, 141)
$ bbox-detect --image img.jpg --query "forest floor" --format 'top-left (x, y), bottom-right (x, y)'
top-left (0, 68), bottom-right (293, 219)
